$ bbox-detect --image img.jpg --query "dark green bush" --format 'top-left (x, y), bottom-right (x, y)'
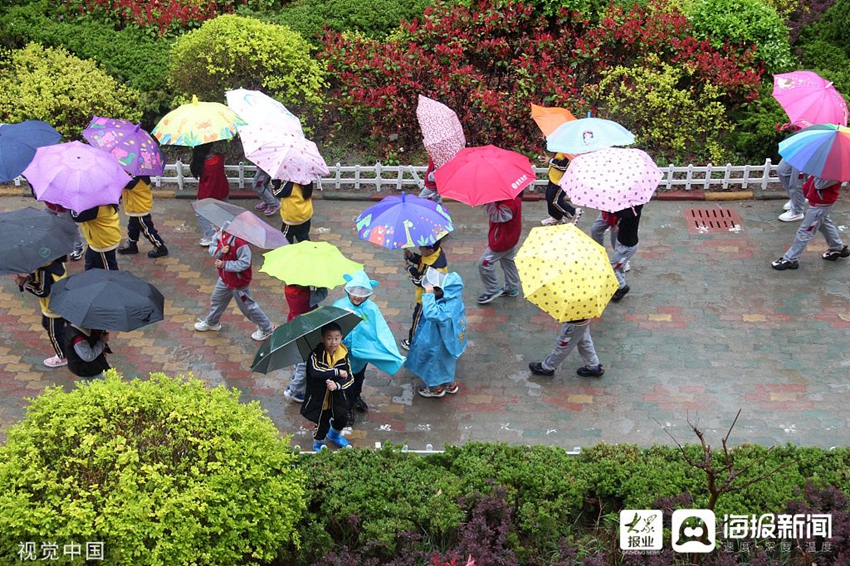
top-left (795, 0), bottom-right (850, 99)
top-left (728, 82), bottom-right (789, 162)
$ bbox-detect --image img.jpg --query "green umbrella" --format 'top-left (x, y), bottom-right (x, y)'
top-left (260, 241), bottom-right (363, 289)
top-left (251, 306), bottom-right (362, 374)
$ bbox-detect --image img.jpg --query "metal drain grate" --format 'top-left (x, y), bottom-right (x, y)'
top-left (684, 208), bottom-right (743, 234)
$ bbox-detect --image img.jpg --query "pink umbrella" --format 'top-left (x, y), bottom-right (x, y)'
top-left (434, 145), bottom-right (535, 206)
top-left (239, 125), bottom-right (329, 184)
top-left (23, 141), bottom-right (131, 212)
top-left (772, 71), bottom-right (848, 127)
top-left (416, 95), bottom-right (466, 168)
top-left (559, 148), bottom-right (662, 211)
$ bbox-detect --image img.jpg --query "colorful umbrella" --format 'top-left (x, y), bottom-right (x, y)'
top-left (559, 147), bottom-right (662, 211)
top-left (778, 124), bottom-right (850, 181)
top-left (416, 95), bottom-right (466, 168)
top-left (82, 117), bottom-right (165, 177)
top-left (0, 120), bottom-right (62, 183)
top-left (434, 145), bottom-right (535, 206)
top-left (23, 141), bottom-right (131, 211)
top-left (260, 241), bottom-right (363, 289)
top-left (191, 198), bottom-right (289, 249)
top-left (546, 117), bottom-right (635, 154)
top-left (355, 192), bottom-right (454, 249)
top-left (239, 125), bottom-right (329, 184)
top-left (152, 95), bottom-right (245, 147)
top-left (0, 207), bottom-right (77, 276)
top-left (772, 71), bottom-right (848, 128)
top-left (516, 224), bottom-right (619, 322)
top-left (531, 104), bottom-right (577, 137)
top-left (225, 88), bottom-right (304, 135)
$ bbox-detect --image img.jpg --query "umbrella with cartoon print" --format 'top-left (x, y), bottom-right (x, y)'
top-left (355, 192), bottom-right (454, 249)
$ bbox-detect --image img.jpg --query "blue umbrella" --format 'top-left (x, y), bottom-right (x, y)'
top-left (546, 117), bottom-right (635, 154)
top-left (0, 120), bottom-right (62, 182)
top-left (355, 192), bottom-right (454, 249)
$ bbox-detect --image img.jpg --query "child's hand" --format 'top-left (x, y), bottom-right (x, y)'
top-left (214, 259), bottom-right (224, 268)
top-left (14, 274), bottom-right (28, 287)
top-left (221, 245), bottom-right (230, 254)
top-left (338, 370), bottom-right (349, 379)
top-left (423, 285), bottom-right (435, 294)
top-left (325, 379), bottom-right (338, 391)
top-left (403, 249), bottom-right (413, 259)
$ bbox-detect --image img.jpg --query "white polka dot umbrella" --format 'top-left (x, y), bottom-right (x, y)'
top-left (559, 147), bottom-right (662, 211)
top-left (239, 124), bottom-right (329, 184)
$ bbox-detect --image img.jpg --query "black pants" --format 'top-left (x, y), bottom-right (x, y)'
top-left (545, 181), bottom-right (576, 220)
top-left (315, 404), bottom-right (347, 440)
top-left (281, 219), bottom-right (311, 244)
top-left (85, 248), bottom-right (119, 271)
top-left (42, 315), bottom-right (66, 358)
top-left (127, 214), bottom-right (165, 248)
top-left (348, 366), bottom-right (368, 401)
top-left (408, 302), bottom-right (423, 342)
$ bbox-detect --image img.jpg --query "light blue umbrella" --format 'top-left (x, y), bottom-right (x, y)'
top-left (546, 117), bottom-right (635, 154)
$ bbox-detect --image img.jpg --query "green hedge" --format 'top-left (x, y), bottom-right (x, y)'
top-left (795, 0), bottom-right (850, 100)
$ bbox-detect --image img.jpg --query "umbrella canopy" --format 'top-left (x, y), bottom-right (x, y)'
top-left (82, 117), bottom-right (165, 176)
top-left (191, 198), bottom-right (288, 249)
top-left (251, 306), bottom-right (362, 374)
top-left (531, 104), bottom-right (577, 137)
top-left (560, 147), bottom-right (662, 211)
top-left (778, 124), bottom-right (850, 181)
top-left (772, 71), bottom-right (848, 128)
top-left (239, 125), bottom-right (329, 184)
top-left (225, 88), bottom-right (304, 135)
top-left (50, 270), bottom-right (165, 332)
top-left (546, 117), bottom-right (635, 154)
top-left (260, 241), bottom-right (363, 289)
top-left (516, 224), bottom-right (619, 322)
top-left (152, 95), bottom-right (245, 147)
top-left (23, 141), bottom-right (131, 211)
top-left (0, 207), bottom-right (77, 276)
top-left (0, 120), bottom-right (62, 183)
top-left (416, 95), bottom-right (466, 168)
top-left (434, 145), bottom-right (535, 206)
top-left (355, 192), bottom-right (454, 249)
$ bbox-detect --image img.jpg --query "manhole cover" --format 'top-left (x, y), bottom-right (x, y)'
top-left (684, 208), bottom-right (743, 234)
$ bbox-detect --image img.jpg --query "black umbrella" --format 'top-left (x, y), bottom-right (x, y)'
top-left (0, 207), bottom-right (76, 276)
top-left (50, 270), bottom-right (165, 332)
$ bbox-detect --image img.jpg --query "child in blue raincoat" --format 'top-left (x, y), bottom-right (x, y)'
top-left (406, 269), bottom-right (468, 398)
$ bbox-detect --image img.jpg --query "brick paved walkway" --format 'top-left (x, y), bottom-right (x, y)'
top-left (1, 194), bottom-right (848, 449)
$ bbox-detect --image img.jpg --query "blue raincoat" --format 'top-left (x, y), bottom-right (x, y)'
top-left (332, 270), bottom-right (406, 375)
top-left (405, 271), bottom-right (468, 387)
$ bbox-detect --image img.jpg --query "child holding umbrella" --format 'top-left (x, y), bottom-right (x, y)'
top-left (15, 256), bottom-right (68, 368)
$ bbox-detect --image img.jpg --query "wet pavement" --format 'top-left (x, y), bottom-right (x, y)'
top-left (0, 193), bottom-right (848, 450)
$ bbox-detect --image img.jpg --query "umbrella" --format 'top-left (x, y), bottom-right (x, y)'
top-left (50, 270), bottom-right (165, 332)
top-left (416, 95), bottom-right (466, 168)
top-left (239, 125), bottom-right (329, 184)
top-left (531, 104), bottom-right (576, 137)
top-left (82, 117), bottom-right (165, 176)
top-left (778, 124), bottom-right (850, 181)
top-left (152, 95), bottom-right (245, 147)
top-left (546, 117), bottom-right (635, 154)
top-left (225, 88), bottom-right (304, 135)
top-left (260, 241), bottom-right (363, 289)
top-left (23, 141), bottom-right (131, 211)
top-left (191, 199), bottom-right (288, 249)
top-left (0, 120), bottom-right (62, 183)
top-left (559, 147), bottom-right (662, 211)
top-left (516, 224), bottom-right (619, 322)
top-left (772, 71), bottom-right (848, 128)
top-left (355, 192), bottom-right (454, 249)
top-left (434, 145), bottom-right (535, 206)
top-left (0, 207), bottom-right (77, 276)
top-left (251, 305), bottom-right (362, 374)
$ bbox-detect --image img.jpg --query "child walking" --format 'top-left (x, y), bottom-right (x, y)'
top-left (282, 283), bottom-right (328, 404)
top-left (273, 180), bottom-right (313, 243)
top-left (43, 202), bottom-right (84, 261)
top-left (528, 319), bottom-right (605, 378)
top-left (15, 256), bottom-right (68, 368)
top-left (65, 326), bottom-right (112, 380)
top-left (117, 176), bottom-right (168, 258)
top-left (190, 143), bottom-right (230, 247)
top-left (71, 204), bottom-right (121, 271)
top-left (401, 238), bottom-right (448, 350)
top-left (252, 168), bottom-right (281, 217)
top-left (477, 194), bottom-right (523, 304)
top-left (588, 204), bottom-right (643, 302)
top-left (541, 152), bottom-right (581, 225)
top-left (418, 158), bottom-right (443, 204)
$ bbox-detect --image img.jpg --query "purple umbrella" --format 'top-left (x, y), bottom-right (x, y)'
top-left (355, 192), bottom-right (454, 249)
top-left (23, 141), bottom-right (131, 212)
top-left (82, 117), bottom-right (165, 176)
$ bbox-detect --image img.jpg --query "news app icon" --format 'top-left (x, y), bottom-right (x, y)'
top-left (672, 509), bottom-right (716, 553)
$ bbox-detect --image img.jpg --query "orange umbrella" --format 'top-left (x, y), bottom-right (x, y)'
top-left (531, 104), bottom-right (576, 137)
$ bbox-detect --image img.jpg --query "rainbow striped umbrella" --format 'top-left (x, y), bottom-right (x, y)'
top-left (778, 124), bottom-right (850, 182)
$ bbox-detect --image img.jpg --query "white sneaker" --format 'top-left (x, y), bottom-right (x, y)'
top-left (541, 216), bottom-right (560, 226)
top-left (783, 200), bottom-right (792, 211)
top-left (194, 320), bottom-right (221, 332)
top-left (778, 210), bottom-right (804, 222)
top-left (199, 238), bottom-right (212, 247)
top-left (44, 355), bottom-right (68, 368)
top-left (251, 327), bottom-right (274, 341)
top-left (623, 261), bottom-right (631, 272)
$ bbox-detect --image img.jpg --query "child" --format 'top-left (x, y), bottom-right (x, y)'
top-left (332, 270), bottom-right (406, 424)
top-left (772, 176), bottom-right (848, 270)
top-left (71, 204), bottom-right (121, 271)
top-left (406, 270), bottom-right (468, 398)
top-left (418, 158), bottom-right (443, 204)
top-left (477, 194), bottom-right (522, 304)
top-left (282, 283), bottom-right (328, 404)
top-left (194, 226), bottom-right (275, 341)
top-left (273, 180), bottom-right (313, 243)
top-left (776, 157), bottom-right (805, 222)
top-left (541, 152), bottom-right (581, 225)
top-left (589, 204), bottom-right (643, 302)
top-left (15, 256), bottom-right (68, 368)
top-left (43, 201), bottom-right (84, 261)
top-left (528, 319), bottom-right (605, 378)
top-left (191, 143), bottom-right (230, 246)
top-left (252, 168), bottom-right (281, 217)
top-left (301, 322), bottom-right (354, 450)
top-left (64, 326), bottom-right (112, 380)
top-left (117, 176), bottom-right (168, 258)
top-left (401, 238), bottom-right (448, 350)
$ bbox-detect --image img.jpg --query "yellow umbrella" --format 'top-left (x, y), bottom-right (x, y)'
top-left (531, 104), bottom-right (576, 137)
top-left (152, 95), bottom-right (246, 147)
top-left (260, 241), bottom-right (363, 289)
top-left (516, 224), bottom-right (619, 321)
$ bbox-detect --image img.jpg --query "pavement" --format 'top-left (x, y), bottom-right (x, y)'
top-left (0, 193), bottom-right (848, 450)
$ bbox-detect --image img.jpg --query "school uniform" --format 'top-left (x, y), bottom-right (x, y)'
top-left (301, 343), bottom-right (354, 440)
top-left (64, 326), bottom-right (111, 380)
top-left (72, 205), bottom-right (121, 270)
top-left (782, 177), bottom-right (845, 263)
top-left (545, 153), bottom-right (576, 220)
top-left (285, 285), bottom-right (328, 397)
top-left (540, 319), bottom-right (600, 372)
top-left (274, 182), bottom-right (313, 243)
top-left (478, 195), bottom-right (522, 296)
top-left (121, 176), bottom-right (166, 253)
top-left (21, 258), bottom-right (67, 360)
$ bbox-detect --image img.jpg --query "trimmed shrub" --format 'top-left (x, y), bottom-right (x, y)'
top-left (0, 43), bottom-right (142, 139)
top-left (728, 81), bottom-right (789, 162)
top-left (0, 371), bottom-right (305, 565)
top-left (795, 0), bottom-right (850, 98)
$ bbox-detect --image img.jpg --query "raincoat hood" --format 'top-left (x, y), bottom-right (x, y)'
top-left (343, 270), bottom-right (379, 298)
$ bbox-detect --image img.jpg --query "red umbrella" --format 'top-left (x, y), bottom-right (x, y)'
top-left (416, 95), bottom-right (466, 168)
top-left (434, 145), bottom-right (535, 206)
